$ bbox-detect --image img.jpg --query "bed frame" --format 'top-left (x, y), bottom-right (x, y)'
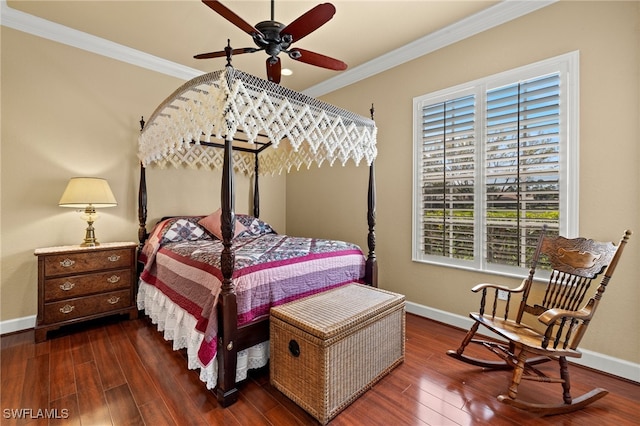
top-left (137, 110), bottom-right (378, 407)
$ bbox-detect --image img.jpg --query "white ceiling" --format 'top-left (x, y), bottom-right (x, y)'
top-left (2, 0), bottom-right (555, 94)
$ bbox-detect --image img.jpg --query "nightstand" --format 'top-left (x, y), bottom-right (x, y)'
top-left (34, 242), bottom-right (138, 342)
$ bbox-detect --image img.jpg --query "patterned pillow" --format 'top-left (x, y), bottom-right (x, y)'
top-left (161, 217), bottom-right (211, 243)
top-left (237, 214), bottom-right (277, 236)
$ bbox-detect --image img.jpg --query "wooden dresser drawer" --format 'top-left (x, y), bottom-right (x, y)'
top-left (44, 269), bottom-right (131, 302)
top-left (44, 248), bottom-right (133, 277)
top-left (35, 242), bottom-right (138, 342)
top-left (43, 289), bottom-right (131, 324)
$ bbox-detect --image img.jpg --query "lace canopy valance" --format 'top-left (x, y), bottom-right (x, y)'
top-left (138, 67), bottom-right (377, 176)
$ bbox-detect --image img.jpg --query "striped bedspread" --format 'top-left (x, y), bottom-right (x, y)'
top-left (138, 222), bottom-right (365, 366)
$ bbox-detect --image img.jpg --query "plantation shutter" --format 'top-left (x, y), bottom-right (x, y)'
top-left (484, 73), bottom-right (561, 267)
top-left (419, 94), bottom-right (476, 260)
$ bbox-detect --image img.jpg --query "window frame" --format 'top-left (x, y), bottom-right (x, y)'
top-left (412, 51), bottom-right (579, 277)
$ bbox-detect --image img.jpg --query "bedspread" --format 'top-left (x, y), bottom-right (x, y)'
top-left (138, 219), bottom-right (365, 367)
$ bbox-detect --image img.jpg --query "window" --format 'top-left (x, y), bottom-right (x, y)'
top-left (412, 52), bottom-right (578, 276)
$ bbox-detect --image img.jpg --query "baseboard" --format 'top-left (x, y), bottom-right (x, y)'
top-left (0, 315), bottom-right (36, 335)
top-left (406, 301), bottom-right (640, 383)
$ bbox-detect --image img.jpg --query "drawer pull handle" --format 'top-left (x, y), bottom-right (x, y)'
top-left (60, 258), bottom-right (75, 268)
top-left (60, 281), bottom-right (75, 291)
top-left (59, 304), bottom-right (75, 314)
top-left (107, 275), bottom-right (121, 283)
top-left (107, 296), bottom-right (121, 304)
top-left (108, 255), bottom-right (121, 262)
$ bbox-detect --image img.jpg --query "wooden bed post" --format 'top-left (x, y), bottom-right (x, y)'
top-left (365, 162), bottom-right (378, 287)
top-left (253, 152), bottom-right (260, 218)
top-left (138, 117), bottom-right (148, 254)
top-left (216, 55), bottom-right (240, 407)
top-left (217, 132), bottom-right (239, 406)
top-left (365, 104), bottom-right (378, 287)
top-left (138, 164), bottom-right (147, 248)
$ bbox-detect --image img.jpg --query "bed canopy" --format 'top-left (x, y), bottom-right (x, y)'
top-left (136, 63), bottom-right (378, 407)
top-left (138, 66), bottom-right (377, 176)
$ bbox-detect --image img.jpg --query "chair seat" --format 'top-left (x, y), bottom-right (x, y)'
top-left (470, 312), bottom-right (582, 358)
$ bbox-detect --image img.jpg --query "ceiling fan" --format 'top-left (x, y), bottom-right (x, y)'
top-left (194, 0), bottom-right (348, 84)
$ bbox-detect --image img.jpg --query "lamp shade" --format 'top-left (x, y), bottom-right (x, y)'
top-left (58, 177), bottom-right (117, 208)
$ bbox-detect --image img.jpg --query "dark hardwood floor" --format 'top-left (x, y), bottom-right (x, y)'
top-left (1, 313), bottom-right (638, 425)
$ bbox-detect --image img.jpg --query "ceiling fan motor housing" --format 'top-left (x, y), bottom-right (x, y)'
top-left (254, 21), bottom-right (293, 57)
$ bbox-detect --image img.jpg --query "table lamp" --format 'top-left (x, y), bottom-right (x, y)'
top-left (59, 177), bottom-right (117, 247)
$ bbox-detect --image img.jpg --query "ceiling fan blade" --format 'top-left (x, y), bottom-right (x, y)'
top-left (289, 48), bottom-right (347, 71)
top-left (266, 57), bottom-right (282, 84)
top-left (280, 3), bottom-right (336, 43)
top-left (194, 47), bottom-right (257, 59)
top-left (202, 0), bottom-right (262, 36)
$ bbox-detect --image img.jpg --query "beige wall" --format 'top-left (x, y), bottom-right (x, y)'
top-left (0, 27), bottom-right (286, 322)
top-left (288, 1), bottom-right (640, 365)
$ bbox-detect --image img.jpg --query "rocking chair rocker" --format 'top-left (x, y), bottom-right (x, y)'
top-left (447, 227), bottom-right (632, 415)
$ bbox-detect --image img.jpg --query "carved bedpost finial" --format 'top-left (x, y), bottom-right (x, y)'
top-left (225, 39), bottom-right (233, 68)
top-left (139, 116), bottom-right (145, 130)
top-left (370, 103), bottom-right (375, 120)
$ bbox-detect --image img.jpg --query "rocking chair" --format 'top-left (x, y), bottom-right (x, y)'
top-left (447, 227), bottom-right (632, 415)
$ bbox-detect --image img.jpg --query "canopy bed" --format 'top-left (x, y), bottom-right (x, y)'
top-left (136, 63), bottom-right (378, 407)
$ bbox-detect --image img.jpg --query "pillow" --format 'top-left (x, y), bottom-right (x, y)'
top-left (198, 209), bottom-right (247, 240)
top-left (161, 217), bottom-right (211, 243)
top-left (237, 214), bottom-right (277, 236)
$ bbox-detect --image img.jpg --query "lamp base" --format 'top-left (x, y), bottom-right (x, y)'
top-left (81, 220), bottom-right (100, 247)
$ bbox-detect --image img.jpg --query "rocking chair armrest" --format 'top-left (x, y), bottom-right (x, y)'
top-left (539, 307), bottom-right (592, 326)
top-left (471, 279), bottom-right (528, 294)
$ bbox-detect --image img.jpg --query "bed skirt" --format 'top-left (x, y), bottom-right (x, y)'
top-left (136, 280), bottom-right (270, 389)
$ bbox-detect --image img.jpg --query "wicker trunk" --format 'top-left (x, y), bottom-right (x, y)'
top-left (270, 284), bottom-right (405, 424)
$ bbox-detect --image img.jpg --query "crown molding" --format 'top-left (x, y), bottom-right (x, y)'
top-left (1, 0), bottom-right (556, 95)
top-left (0, 0), bottom-right (204, 80)
top-left (303, 0), bottom-right (557, 97)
